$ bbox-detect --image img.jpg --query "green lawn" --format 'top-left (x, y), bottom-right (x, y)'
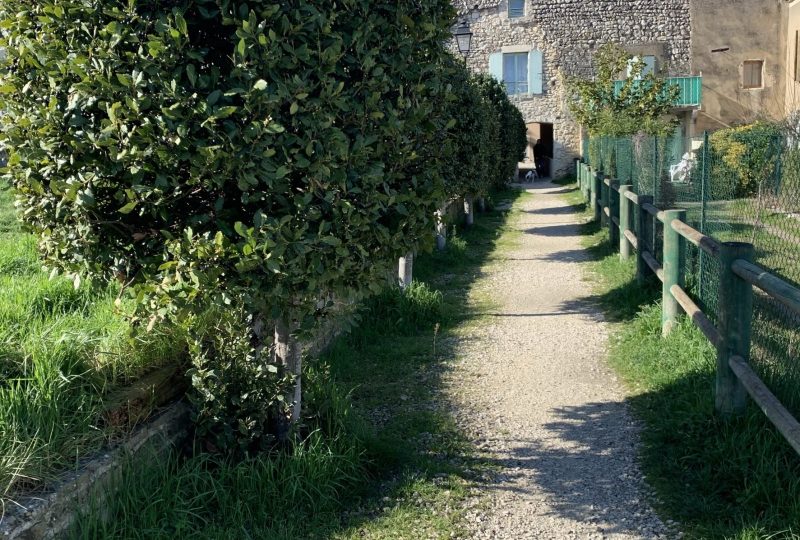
top-left (0, 184), bottom-right (185, 501)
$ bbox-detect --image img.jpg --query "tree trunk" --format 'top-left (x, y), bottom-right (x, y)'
top-left (464, 196), bottom-right (474, 226)
top-left (477, 197), bottom-right (486, 212)
top-left (398, 252), bottom-right (413, 289)
top-left (435, 207), bottom-right (447, 251)
top-left (274, 318), bottom-right (302, 442)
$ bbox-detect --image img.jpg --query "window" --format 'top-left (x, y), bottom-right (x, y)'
top-left (508, 0), bottom-right (525, 18)
top-left (626, 55), bottom-right (657, 79)
top-left (503, 53), bottom-right (528, 95)
top-left (489, 49), bottom-right (542, 96)
top-left (742, 60), bottom-right (763, 89)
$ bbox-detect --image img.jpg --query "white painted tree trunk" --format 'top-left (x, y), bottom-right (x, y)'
top-left (435, 208), bottom-right (447, 251)
top-left (464, 196), bottom-right (474, 226)
top-left (398, 252), bottom-right (413, 289)
top-left (274, 318), bottom-right (302, 441)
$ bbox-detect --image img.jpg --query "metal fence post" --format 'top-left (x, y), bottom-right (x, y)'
top-left (716, 242), bottom-right (755, 417)
top-left (592, 171), bottom-right (601, 222)
top-left (662, 209), bottom-right (686, 336)
top-left (636, 195), bottom-right (653, 285)
top-left (619, 185), bottom-right (633, 260)
top-left (609, 181), bottom-right (619, 248)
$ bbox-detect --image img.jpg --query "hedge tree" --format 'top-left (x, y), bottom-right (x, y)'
top-left (475, 75), bottom-right (527, 189)
top-left (0, 0), bottom-right (456, 450)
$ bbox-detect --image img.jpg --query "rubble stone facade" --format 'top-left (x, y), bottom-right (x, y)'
top-left (459, 0), bottom-right (692, 177)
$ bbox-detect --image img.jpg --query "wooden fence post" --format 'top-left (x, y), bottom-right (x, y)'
top-left (600, 177), bottom-right (608, 227)
top-left (592, 171), bottom-right (601, 222)
top-left (618, 185), bottom-right (633, 260)
top-left (716, 242), bottom-right (755, 417)
top-left (609, 180), bottom-right (619, 249)
top-left (662, 209), bottom-right (687, 336)
top-left (636, 195), bottom-right (653, 285)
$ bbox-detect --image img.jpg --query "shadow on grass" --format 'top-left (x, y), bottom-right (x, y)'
top-left (310, 187), bottom-right (529, 537)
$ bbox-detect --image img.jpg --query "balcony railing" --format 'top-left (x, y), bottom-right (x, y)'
top-left (613, 76), bottom-right (702, 108)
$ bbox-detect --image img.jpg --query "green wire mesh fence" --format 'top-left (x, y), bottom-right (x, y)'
top-left (585, 130), bottom-right (800, 418)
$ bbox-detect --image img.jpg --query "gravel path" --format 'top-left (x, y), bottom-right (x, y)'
top-left (447, 182), bottom-right (675, 540)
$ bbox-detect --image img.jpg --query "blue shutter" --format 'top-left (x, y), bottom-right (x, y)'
top-left (528, 49), bottom-right (543, 94)
top-left (489, 52), bottom-right (503, 82)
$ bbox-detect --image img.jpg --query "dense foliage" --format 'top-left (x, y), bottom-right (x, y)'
top-left (708, 121), bottom-right (783, 198)
top-left (475, 75), bottom-right (527, 190)
top-left (0, 0), bottom-right (457, 450)
top-left (567, 44), bottom-right (679, 137)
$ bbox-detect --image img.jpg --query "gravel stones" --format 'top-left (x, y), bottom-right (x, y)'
top-left (444, 183), bottom-right (678, 539)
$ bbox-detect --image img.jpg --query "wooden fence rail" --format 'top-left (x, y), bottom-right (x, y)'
top-left (575, 160), bottom-right (800, 455)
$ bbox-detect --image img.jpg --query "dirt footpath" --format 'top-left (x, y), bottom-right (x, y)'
top-left (448, 182), bottom-right (674, 540)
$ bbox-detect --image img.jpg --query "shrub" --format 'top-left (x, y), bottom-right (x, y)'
top-left (0, 0), bottom-right (457, 448)
top-left (709, 122), bottom-right (783, 198)
top-left (474, 75), bottom-right (527, 189)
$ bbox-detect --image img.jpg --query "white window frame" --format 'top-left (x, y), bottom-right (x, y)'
top-left (503, 52), bottom-right (529, 95)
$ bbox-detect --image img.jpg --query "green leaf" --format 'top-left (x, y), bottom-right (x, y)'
top-left (118, 201), bottom-right (138, 214)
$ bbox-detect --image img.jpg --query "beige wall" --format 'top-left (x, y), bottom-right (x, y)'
top-left (691, 0), bottom-right (787, 134)
top-left (785, 0), bottom-right (800, 115)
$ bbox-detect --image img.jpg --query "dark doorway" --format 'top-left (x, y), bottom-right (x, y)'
top-left (522, 122), bottom-right (555, 179)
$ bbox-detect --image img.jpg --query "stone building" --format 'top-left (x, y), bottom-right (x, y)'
top-left (458, 0), bottom-right (798, 178)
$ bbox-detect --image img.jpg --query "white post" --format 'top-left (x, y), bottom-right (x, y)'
top-left (398, 252), bottom-right (413, 289)
top-left (464, 196), bottom-right (474, 226)
top-left (435, 208), bottom-right (447, 251)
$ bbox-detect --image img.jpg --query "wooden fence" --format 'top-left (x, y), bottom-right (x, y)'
top-left (577, 161), bottom-right (800, 455)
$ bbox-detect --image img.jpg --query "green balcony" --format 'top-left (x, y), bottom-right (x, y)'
top-left (613, 76), bottom-right (702, 108)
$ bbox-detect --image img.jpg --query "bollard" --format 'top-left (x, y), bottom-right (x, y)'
top-left (464, 196), bottom-right (474, 226)
top-left (715, 242), bottom-right (755, 417)
top-left (618, 185), bottom-right (633, 260)
top-left (661, 209), bottom-right (686, 336)
top-left (435, 208), bottom-right (447, 251)
top-left (398, 252), bottom-right (413, 290)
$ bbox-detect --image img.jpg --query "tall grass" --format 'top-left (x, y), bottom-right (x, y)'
top-left (0, 184), bottom-right (186, 499)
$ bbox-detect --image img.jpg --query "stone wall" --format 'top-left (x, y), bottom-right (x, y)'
top-left (458, 0), bottom-right (692, 177)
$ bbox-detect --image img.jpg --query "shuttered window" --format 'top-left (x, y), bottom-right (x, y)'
top-left (503, 53), bottom-right (528, 95)
top-left (490, 49), bottom-right (543, 96)
top-left (508, 0), bottom-right (525, 18)
top-left (742, 60), bottom-right (763, 89)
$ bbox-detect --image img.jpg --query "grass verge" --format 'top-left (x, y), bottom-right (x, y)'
top-left (0, 184), bottom-right (186, 501)
top-left (69, 188), bottom-right (529, 539)
top-left (560, 181), bottom-right (800, 540)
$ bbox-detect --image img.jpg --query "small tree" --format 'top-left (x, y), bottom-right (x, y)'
top-left (0, 0), bottom-right (456, 452)
top-left (567, 44), bottom-right (679, 138)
